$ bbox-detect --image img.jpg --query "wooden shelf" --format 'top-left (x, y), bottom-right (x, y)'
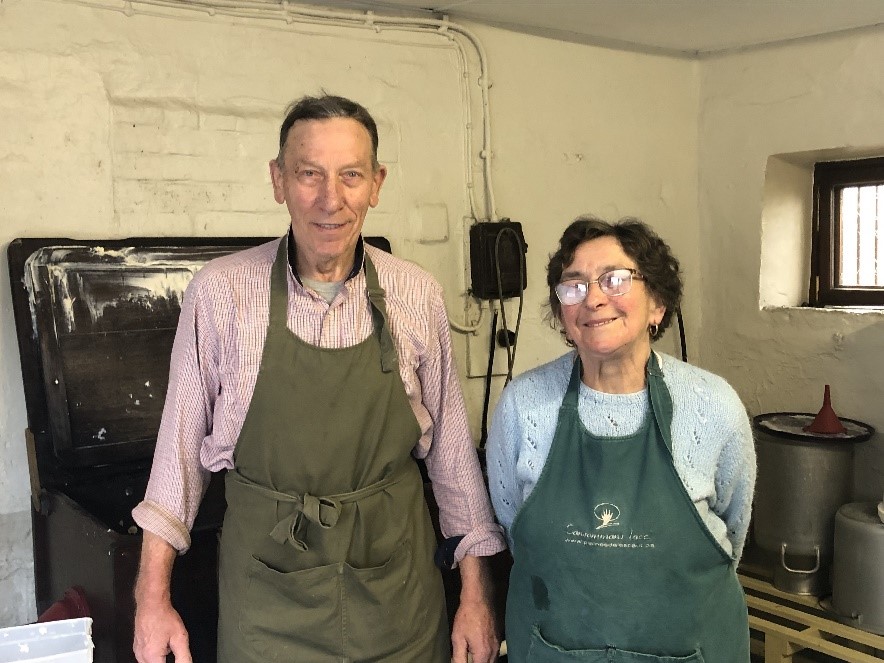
top-left (739, 573), bottom-right (884, 662)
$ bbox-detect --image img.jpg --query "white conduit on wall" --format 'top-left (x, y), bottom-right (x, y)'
top-left (65, 0), bottom-right (498, 223)
top-left (62, 0), bottom-right (496, 334)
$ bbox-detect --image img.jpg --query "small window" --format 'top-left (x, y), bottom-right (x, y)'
top-left (810, 156), bottom-right (884, 306)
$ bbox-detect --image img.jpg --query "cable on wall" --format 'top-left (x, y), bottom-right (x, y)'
top-left (675, 308), bottom-right (688, 362)
top-left (494, 227), bottom-right (525, 385)
top-left (479, 309), bottom-right (498, 448)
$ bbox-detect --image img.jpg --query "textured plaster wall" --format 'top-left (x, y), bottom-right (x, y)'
top-left (0, 1), bottom-right (698, 626)
top-left (698, 30), bottom-right (884, 504)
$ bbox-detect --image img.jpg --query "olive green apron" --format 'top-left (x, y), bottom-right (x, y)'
top-left (217, 238), bottom-right (449, 662)
top-left (505, 353), bottom-right (750, 662)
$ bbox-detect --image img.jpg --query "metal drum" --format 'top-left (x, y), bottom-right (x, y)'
top-left (752, 413), bottom-right (873, 595)
top-left (832, 502), bottom-right (884, 635)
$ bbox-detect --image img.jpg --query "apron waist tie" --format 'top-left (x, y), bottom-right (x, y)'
top-left (228, 464), bottom-right (411, 551)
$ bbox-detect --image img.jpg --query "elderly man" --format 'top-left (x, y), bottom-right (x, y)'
top-left (132, 94), bottom-right (505, 663)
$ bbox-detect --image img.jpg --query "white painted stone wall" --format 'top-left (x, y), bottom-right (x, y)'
top-left (699, 31), bottom-right (884, 505)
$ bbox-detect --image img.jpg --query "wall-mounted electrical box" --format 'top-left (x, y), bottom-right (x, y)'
top-left (469, 220), bottom-right (528, 299)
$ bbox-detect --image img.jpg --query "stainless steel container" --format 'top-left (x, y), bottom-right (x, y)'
top-left (832, 502), bottom-right (884, 635)
top-left (752, 413), bottom-right (873, 596)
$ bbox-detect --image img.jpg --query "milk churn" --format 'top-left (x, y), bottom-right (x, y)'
top-left (752, 408), bottom-right (873, 595)
top-left (831, 501), bottom-right (884, 635)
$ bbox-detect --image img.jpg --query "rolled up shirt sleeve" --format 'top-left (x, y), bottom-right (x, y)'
top-left (415, 284), bottom-right (506, 563)
top-left (132, 269), bottom-right (223, 553)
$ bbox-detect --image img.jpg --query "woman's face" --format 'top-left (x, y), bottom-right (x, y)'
top-left (558, 236), bottom-right (665, 366)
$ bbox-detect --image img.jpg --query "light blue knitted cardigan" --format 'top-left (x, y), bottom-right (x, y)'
top-left (486, 350), bottom-right (756, 562)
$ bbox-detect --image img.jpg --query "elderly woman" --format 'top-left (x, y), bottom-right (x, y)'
top-left (487, 216), bottom-right (755, 662)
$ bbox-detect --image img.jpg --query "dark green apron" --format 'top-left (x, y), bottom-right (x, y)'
top-left (505, 353), bottom-right (749, 662)
top-left (217, 238), bottom-right (449, 663)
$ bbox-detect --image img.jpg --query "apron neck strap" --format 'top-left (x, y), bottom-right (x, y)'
top-left (646, 351), bottom-right (675, 454)
top-left (270, 237), bottom-right (290, 327)
top-left (562, 355), bottom-right (583, 411)
top-left (363, 255), bottom-right (398, 373)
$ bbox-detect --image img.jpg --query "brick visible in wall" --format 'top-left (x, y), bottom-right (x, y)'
top-left (112, 102), bottom-right (279, 231)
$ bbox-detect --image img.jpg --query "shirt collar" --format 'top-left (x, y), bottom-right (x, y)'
top-left (286, 228), bottom-right (364, 285)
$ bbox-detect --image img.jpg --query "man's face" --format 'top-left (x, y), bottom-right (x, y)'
top-left (270, 117), bottom-right (386, 278)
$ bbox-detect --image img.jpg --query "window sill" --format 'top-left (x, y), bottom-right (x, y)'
top-left (763, 304), bottom-right (884, 316)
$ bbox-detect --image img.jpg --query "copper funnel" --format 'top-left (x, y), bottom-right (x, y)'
top-left (803, 384), bottom-right (847, 434)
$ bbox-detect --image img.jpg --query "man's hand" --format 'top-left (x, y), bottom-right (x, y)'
top-left (133, 531), bottom-right (192, 663)
top-left (451, 556), bottom-right (499, 663)
top-left (133, 597), bottom-right (191, 663)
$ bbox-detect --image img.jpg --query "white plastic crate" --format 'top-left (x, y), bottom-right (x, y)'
top-left (0, 618), bottom-right (93, 663)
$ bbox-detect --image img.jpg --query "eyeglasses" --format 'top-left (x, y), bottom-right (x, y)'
top-left (555, 268), bottom-right (645, 305)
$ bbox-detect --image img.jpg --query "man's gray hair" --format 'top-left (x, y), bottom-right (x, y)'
top-left (276, 94), bottom-right (379, 169)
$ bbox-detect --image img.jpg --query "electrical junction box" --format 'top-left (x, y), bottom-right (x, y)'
top-left (469, 220), bottom-right (528, 300)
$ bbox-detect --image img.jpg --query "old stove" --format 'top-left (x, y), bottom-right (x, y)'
top-left (7, 237), bottom-right (267, 663)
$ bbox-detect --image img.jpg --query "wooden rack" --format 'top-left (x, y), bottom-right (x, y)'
top-left (739, 573), bottom-right (884, 662)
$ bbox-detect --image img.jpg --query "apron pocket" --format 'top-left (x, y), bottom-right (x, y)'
top-left (613, 650), bottom-right (704, 662)
top-left (341, 542), bottom-right (428, 658)
top-left (241, 555), bottom-right (344, 659)
top-left (527, 627), bottom-right (705, 663)
top-left (525, 629), bottom-right (608, 663)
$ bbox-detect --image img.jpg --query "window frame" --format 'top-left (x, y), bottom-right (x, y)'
top-left (810, 156), bottom-right (884, 307)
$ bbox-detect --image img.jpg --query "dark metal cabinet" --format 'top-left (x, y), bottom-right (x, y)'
top-left (8, 237), bottom-right (266, 663)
